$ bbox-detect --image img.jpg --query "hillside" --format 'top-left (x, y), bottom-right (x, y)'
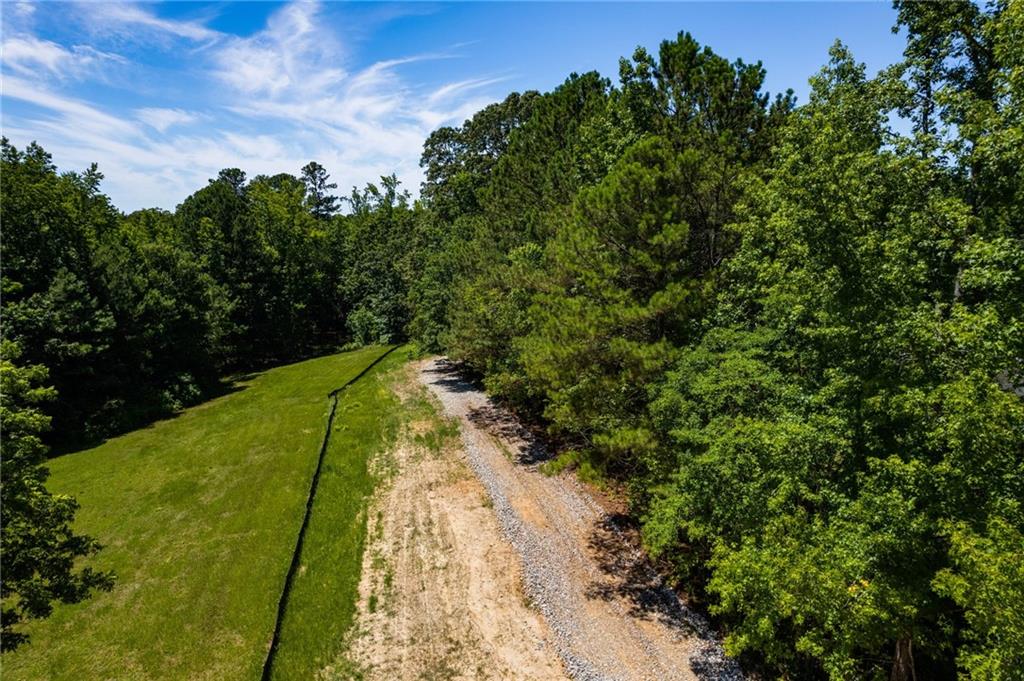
top-left (2, 347), bottom-right (394, 680)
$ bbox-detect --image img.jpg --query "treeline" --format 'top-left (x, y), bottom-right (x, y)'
top-left (410, 3), bottom-right (1022, 681)
top-left (2, 0), bottom-right (1021, 676)
top-left (1, 149), bottom-right (416, 448)
top-left (0, 149), bottom-right (418, 645)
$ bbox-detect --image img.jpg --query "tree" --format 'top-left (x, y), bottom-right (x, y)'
top-left (410, 91), bottom-right (541, 350)
top-left (444, 241), bottom-right (546, 407)
top-left (336, 175), bottom-right (415, 345)
top-left (0, 342), bottom-right (113, 650)
top-left (95, 215), bottom-right (230, 419)
top-left (643, 42), bottom-right (1024, 680)
top-left (0, 139), bottom-right (122, 445)
top-left (420, 91), bottom-right (540, 220)
top-left (215, 168), bottom-right (247, 196)
top-left (934, 507), bottom-right (1024, 680)
top-left (439, 72), bottom-right (614, 404)
top-left (521, 137), bottom-right (708, 461)
top-left (300, 161), bottom-right (339, 220)
top-left (618, 31), bottom-right (788, 163)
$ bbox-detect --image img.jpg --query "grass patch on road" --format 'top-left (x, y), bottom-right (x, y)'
top-left (2, 346), bottom-right (393, 681)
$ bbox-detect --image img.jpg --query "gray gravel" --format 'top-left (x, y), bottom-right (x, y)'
top-left (420, 358), bottom-right (745, 681)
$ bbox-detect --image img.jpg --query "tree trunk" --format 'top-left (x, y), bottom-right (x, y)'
top-left (891, 636), bottom-right (916, 681)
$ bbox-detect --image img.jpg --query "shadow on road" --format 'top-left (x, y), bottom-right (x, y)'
top-left (466, 403), bottom-right (553, 465)
top-left (584, 513), bottom-right (705, 635)
top-left (420, 358), bottom-right (482, 394)
top-left (585, 513), bottom-right (746, 680)
top-left (423, 356), bottom-right (746, 680)
top-left (422, 359), bottom-right (553, 465)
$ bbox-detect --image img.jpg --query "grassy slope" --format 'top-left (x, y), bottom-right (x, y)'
top-left (3, 346), bottom-right (392, 681)
top-left (269, 347), bottom-right (410, 680)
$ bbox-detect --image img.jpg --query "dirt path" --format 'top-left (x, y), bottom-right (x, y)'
top-left (418, 358), bottom-right (744, 681)
top-left (334, 365), bottom-right (568, 681)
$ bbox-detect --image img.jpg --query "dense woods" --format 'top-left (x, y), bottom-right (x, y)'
top-left (2, 1), bottom-right (1021, 678)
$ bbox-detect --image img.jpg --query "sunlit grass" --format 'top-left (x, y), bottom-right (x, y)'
top-left (3, 346), bottom-right (393, 681)
top-left (270, 347), bottom-right (461, 680)
top-left (269, 347), bottom-right (407, 680)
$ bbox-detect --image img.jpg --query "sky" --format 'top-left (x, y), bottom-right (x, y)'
top-left (1, 1), bottom-right (906, 212)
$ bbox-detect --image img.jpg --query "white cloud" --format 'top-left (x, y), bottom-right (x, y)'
top-left (213, 1), bottom-right (344, 97)
top-left (2, 36), bottom-right (68, 74)
top-left (415, 96), bottom-right (502, 131)
top-left (221, 132), bottom-right (287, 160)
top-left (82, 3), bottom-right (221, 43)
top-left (2, 76), bottom-right (141, 138)
top-left (136, 108), bottom-right (198, 133)
top-left (198, 2), bottom-right (510, 198)
top-left (426, 75), bottom-right (512, 106)
top-left (1, 0), bottom-right (511, 211)
top-left (1, 35), bottom-right (124, 79)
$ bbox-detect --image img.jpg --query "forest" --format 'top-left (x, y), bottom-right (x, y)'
top-left (2, 1), bottom-right (1022, 679)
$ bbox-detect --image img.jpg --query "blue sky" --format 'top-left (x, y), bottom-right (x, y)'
top-left (1, 2), bottom-right (905, 212)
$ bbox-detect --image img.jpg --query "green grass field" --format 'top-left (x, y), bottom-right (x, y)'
top-left (268, 348), bottom-right (409, 680)
top-left (3, 346), bottom-right (394, 681)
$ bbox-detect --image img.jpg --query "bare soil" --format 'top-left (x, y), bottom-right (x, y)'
top-left (331, 364), bottom-right (567, 680)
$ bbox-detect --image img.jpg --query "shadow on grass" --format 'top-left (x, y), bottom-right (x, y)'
top-left (46, 344), bottom-right (385, 458)
top-left (48, 374), bottom-right (256, 458)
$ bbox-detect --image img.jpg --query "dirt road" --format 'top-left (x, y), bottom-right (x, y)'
top-left (335, 364), bottom-right (567, 681)
top-left (336, 359), bottom-right (741, 681)
top-left (418, 358), bottom-right (743, 681)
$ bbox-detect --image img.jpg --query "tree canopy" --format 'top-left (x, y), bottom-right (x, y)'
top-left (2, 3), bottom-right (1021, 676)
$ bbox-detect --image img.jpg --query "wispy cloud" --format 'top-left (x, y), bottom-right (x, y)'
top-left (13, 2), bottom-right (35, 19)
top-left (136, 108), bottom-right (199, 133)
top-left (209, 4), bottom-right (502, 179)
top-left (2, 35), bottom-right (70, 74)
top-left (3, 76), bottom-right (141, 138)
top-left (427, 75), bottom-right (513, 106)
top-left (80, 3), bottom-right (221, 43)
top-left (1, 35), bottom-right (125, 79)
top-left (1, 0), bottom-right (510, 211)
top-left (212, 2), bottom-right (343, 97)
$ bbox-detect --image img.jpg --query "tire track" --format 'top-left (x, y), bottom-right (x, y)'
top-left (261, 345), bottom-right (399, 681)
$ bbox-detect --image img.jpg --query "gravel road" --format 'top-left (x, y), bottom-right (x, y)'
top-left (420, 358), bottom-right (744, 681)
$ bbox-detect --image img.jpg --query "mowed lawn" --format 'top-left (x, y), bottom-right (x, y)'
top-left (3, 346), bottom-right (394, 681)
top-left (269, 348), bottom-right (409, 680)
